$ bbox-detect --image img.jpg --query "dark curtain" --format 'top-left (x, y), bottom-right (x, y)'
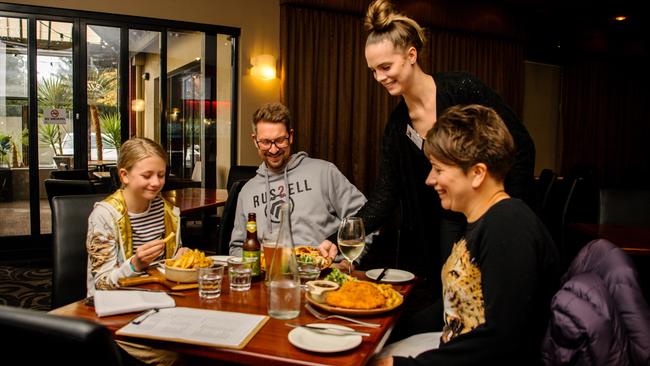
top-left (560, 56), bottom-right (650, 188)
top-left (280, 4), bottom-right (524, 194)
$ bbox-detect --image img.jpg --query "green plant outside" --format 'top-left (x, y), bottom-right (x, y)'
top-left (100, 111), bottom-right (121, 153)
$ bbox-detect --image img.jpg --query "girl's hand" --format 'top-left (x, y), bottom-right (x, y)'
top-left (132, 239), bottom-right (166, 271)
top-left (174, 247), bottom-right (191, 258)
top-left (369, 357), bottom-right (393, 366)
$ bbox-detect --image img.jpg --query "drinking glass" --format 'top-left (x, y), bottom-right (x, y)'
top-left (228, 257), bottom-right (253, 291)
top-left (198, 265), bottom-right (224, 299)
top-left (261, 229), bottom-right (278, 286)
top-left (337, 217), bottom-right (366, 275)
top-left (297, 260), bottom-right (321, 290)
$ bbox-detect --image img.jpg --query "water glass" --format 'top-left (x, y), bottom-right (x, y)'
top-left (297, 261), bottom-right (321, 290)
top-left (198, 265), bottom-right (224, 299)
top-left (228, 257), bottom-right (253, 291)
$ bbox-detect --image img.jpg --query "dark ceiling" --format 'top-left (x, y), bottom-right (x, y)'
top-left (499, 0), bottom-right (647, 62)
top-left (283, 0), bottom-right (649, 63)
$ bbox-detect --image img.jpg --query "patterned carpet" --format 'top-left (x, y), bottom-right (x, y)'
top-left (0, 263), bottom-right (52, 311)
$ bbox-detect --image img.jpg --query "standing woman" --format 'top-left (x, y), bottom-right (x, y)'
top-left (321, 0), bottom-right (535, 294)
top-left (86, 137), bottom-right (188, 296)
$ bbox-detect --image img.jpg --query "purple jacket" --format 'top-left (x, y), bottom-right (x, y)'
top-left (542, 239), bottom-right (650, 365)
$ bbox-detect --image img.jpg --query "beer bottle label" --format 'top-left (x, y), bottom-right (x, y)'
top-left (246, 221), bottom-right (256, 233)
top-left (243, 250), bottom-right (261, 276)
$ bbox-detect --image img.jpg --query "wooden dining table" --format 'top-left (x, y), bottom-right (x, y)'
top-left (162, 187), bottom-right (228, 215)
top-left (50, 271), bottom-right (415, 365)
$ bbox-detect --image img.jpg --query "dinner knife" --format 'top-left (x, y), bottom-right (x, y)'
top-left (285, 323), bottom-right (370, 337)
top-left (375, 267), bottom-right (389, 282)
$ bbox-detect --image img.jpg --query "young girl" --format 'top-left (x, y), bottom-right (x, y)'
top-left (86, 137), bottom-right (188, 296)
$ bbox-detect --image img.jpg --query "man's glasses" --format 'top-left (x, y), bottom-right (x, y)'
top-left (255, 136), bottom-right (290, 151)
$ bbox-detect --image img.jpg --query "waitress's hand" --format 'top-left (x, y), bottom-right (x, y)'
top-left (132, 239), bottom-right (166, 271)
top-left (333, 259), bottom-right (355, 272)
top-left (318, 240), bottom-right (338, 260)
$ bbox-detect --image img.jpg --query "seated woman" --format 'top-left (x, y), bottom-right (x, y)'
top-left (86, 137), bottom-right (188, 294)
top-left (373, 105), bottom-right (560, 365)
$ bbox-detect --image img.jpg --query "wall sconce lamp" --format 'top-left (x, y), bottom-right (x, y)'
top-left (250, 54), bottom-right (276, 80)
top-left (132, 98), bottom-right (145, 112)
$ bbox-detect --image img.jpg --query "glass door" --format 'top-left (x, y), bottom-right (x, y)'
top-left (0, 16), bottom-right (30, 237)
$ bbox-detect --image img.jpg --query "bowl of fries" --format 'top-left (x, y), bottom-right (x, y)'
top-left (164, 249), bottom-right (214, 283)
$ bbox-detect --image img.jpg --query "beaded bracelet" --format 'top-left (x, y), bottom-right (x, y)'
top-left (129, 259), bottom-right (138, 272)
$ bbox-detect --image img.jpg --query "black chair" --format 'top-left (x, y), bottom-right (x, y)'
top-left (226, 165), bottom-right (258, 191)
top-left (599, 188), bottom-right (650, 225)
top-left (535, 168), bottom-right (557, 216)
top-left (0, 305), bottom-right (125, 365)
top-left (217, 180), bottom-right (247, 255)
top-left (108, 165), bottom-right (121, 191)
top-left (50, 168), bottom-right (93, 180)
top-left (44, 178), bottom-right (98, 209)
top-left (51, 194), bottom-right (107, 309)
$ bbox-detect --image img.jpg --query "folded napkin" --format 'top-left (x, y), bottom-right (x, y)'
top-left (94, 290), bottom-right (175, 317)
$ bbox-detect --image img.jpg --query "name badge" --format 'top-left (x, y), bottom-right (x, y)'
top-left (406, 124), bottom-right (424, 150)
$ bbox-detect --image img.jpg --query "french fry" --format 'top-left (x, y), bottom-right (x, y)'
top-left (166, 249), bottom-right (213, 269)
top-left (163, 232), bottom-right (175, 244)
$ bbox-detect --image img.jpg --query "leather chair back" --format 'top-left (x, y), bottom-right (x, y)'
top-left (599, 188), bottom-right (650, 225)
top-left (0, 305), bottom-right (124, 365)
top-left (51, 194), bottom-right (107, 309)
top-left (226, 165), bottom-right (258, 191)
top-left (44, 178), bottom-right (98, 209)
top-left (218, 180), bottom-right (247, 254)
top-left (50, 169), bottom-right (92, 180)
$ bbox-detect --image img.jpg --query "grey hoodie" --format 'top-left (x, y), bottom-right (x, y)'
top-left (229, 151), bottom-right (368, 256)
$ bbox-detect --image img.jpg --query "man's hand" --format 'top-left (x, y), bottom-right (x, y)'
top-left (318, 240), bottom-right (338, 259)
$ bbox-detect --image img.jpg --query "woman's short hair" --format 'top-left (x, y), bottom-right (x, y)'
top-left (252, 102), bottom-right (292, 133)
top-left (118, 137), bottom-right (167, 173)
top-left (424, 104), bottom-right (515, 182)
top-left (364, 0), bottom-right (426, 53)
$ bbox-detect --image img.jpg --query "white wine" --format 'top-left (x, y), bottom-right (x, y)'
top-left (338, 240), bottom-right (365, 262)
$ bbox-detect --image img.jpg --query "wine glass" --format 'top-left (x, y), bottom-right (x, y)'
top-left (337, 217), bottom-right (366, 275)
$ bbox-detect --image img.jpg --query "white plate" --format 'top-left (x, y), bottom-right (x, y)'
top-left (209, 255), bottom-right (235, 266)
top-left (288, 323), bottom-right (362, 353)
top-left (365, 268), bottom-right (415, 283)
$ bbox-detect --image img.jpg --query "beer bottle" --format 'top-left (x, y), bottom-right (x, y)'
top-left (243, 213), bottom-right (262, 280)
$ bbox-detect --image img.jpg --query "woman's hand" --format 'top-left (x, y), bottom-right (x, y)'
top-left (318, 240), bottom-right (338, 259)
top-left (132, 239), bottom-right (166, 271)
top-left (333, 259), bottom-right (355, 272)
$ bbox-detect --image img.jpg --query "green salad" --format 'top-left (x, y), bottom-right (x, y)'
top-left (323, 267), bottom-right (354, 285)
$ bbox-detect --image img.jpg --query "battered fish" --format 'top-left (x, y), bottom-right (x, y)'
top-left (325, 281), bottom-right (386, 309)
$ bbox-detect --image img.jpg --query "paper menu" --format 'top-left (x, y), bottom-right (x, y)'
top-left (94, 290), bottom-right (175, 317)
top-left (116, 307), bottom-right (269, 349)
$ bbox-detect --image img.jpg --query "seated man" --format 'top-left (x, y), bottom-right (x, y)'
top-left (229, 102), bottom-right (369, 269)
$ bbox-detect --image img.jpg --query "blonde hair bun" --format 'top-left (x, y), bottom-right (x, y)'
top-left (364, 0), bottom-right (395, 32)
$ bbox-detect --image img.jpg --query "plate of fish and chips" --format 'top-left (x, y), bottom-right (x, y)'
top-left (305, 280), bottom-right (403, 316)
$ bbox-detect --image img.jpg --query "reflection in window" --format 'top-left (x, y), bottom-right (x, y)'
top-left (167, 30), bottom-right (204, 179)
top-left (129, 29), bottom-right (160, 141)
top-left (87, 25), bottom-right (120, 163)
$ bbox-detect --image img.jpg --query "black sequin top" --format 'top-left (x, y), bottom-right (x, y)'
top-left (355, 71), bottom-right (536, 284)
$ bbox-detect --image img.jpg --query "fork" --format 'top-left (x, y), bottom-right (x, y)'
top-left (304, 303), bottom-right (381, 328)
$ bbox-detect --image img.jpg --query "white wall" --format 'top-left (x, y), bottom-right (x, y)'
top-left (4, 0), bottom-right (281, 166)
